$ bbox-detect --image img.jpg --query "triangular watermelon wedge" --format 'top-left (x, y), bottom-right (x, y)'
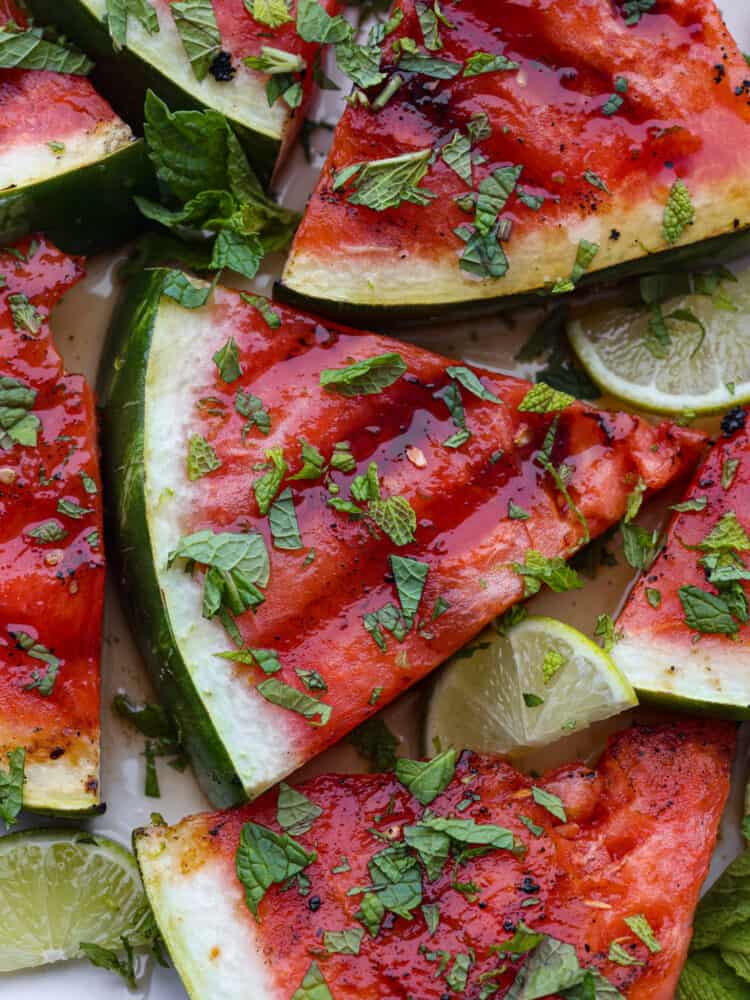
top-left (280, 0), bottom-right (750, 324)
top-left (614, 413), bottom-right (750, 715)
top-left (135, 719), bottom-right (735, 1000)
top-left (100, 269), bottom-right (705, 806)
top-left (0, 237), bottom-right (104, 814)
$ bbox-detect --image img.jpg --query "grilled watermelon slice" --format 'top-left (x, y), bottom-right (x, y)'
top-left (135, 720), bottom-right (735, 1000)
top-left (25, 0), bottom-right (339, 186)
top-left (0, 237), bottom-right (104, 815)
top-left (280, 0), bottom-right (750, 325)
top-left (613, 414), bottom-right (750, 716)
top-left (0, 0), bottom-right (155, 253)
top-left (99, 270), bottom-right (705, 807)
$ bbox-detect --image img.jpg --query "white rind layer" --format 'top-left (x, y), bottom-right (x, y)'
top-left (136, 823), bottom-right (278, 1000)
top-left (15, 742), bottom-right (99, 813)
top-left (144, 295), bottom-right (298, 797)
top-left (83, 0), bottom-right (287, 140)
top-left (0, 121), bottom-right (133, 192)
top-left (613, 634), bottom-right (750, 711)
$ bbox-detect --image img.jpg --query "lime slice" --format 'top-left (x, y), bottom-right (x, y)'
top-left (0, 829), bottom-right (150, 972)
top-left (424, 616), bottom-right (638, 756)
top-left (567, 271), bottom-right (750, 414)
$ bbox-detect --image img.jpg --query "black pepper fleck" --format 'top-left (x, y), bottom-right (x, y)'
top-left (209, 51), bottom-right (236, 82)
top-left (721, 407), bottom-right (747, 436)
top-left (308, 895), bottom-right (322, 912)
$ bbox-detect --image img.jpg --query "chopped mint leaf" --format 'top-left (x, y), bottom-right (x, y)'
top-left (57, 499), bottom-right (94, 519)
top-left (455, 223), bottom-right (509, 279)
top-left (269, 487), bottom-right (303, 550)
top-left (508, 500), bottom-right (530, 521)
top-left (80, 471), bottom-right (98, 495)
top-left (244, 45), bottom-right (304, 76)
top-left (324, 928), bottom-right (364, 955)
top-left (523, 692), bottom-right (544, 707)
top-left (663, 179), bottom-right (694, 245)
top-left (583, 170), bottom-right (609, 193)
top-left (608, 941), bottom-right (644, 967)
top-left (160, 269), bottom-right (212, 309)
top-left (447, 365), bottom-right (502, 404)
top-left (215, 647), bottom-right (280, 673)
top-left (513, 550), bottom-right (582, 597)
top-left (168, 528), bottom-right (269, 623)
top-left (700, 512), bottom-right (750, 553)
top-left (390, 555), bottom-right (428, 625)
top-left (464, 52), bottom-right (520, 77)
top-left (467, 112), bottom-right (492, 144)
top-left (570, 239), bottom-right (600, 284)
top-left (497, 921), bottom-right (545, 955)
top-left (171, 0), bottom-right (222, 81)
top-left (244, 0), bottom-right (292, 28)
top-left (290, 438), bottom-right (326, 480)
top-left (8, 293), bottom-right (42, 334)
top-left (679, 585), bottom-right (740, 636)
top-left (296, 0), bottom-right (351, 44)
top-left (441, 130), bottom-right (472, 184)
top-left (369, 496), bottom-right (417, 546)
top-left (518, 382), bottom-right (575, 413)
top-left (11, 630), bottom-right (61, 696)
top-left (416, 1), bottom-right (443, 50)
top-left (624, 913), bottom-right (661, 954)
top-left (291, 961), bottom-right (333, 1000)
top-left (26, 520), bottom-right (67, 544)
top-left (257, 678), bottom-right (331, 726)
top-left (431, 596), bottom-right (450, 620)
top-left (646, 587), bottom-right (661, 608)
top-left (531, 785), bottom-right (567, 822)
top-left (620, 0), bottom-right (656, 25)
top-left (80, 939), bottom-right (137, 989)
top-left (0, 375), bottom-right (40, 450)
top-left (236, 389), bottom-right (271, 437)
top-left (422, 903), bottom-right (440, 936)
top-left (333, 149), bottom-right (436, 212)
top-left (330, 441), bottom-right (356, 473)
top-left (395, 748), bottom-right (457, 805)
top-left (0, 24), bottom-right (93, 74)
top-left (106, 0), bottom-right (159, 51)
top-left (594, 613), bottom-right (617, 652)
top-left (399, 54), bottom-right (462, 79)
top-left (213, 337), bottom-right (242, 383)
top-left (722, 458), bottom-right (740, 491)
top-left (236, 821), bottom-right (316, 918)
top-left (277, 782), bottom-right (322, 836)
top-left (519, 815), bottom-right (544, 838)
top-left (602, 92), bottom-right (624, 116)
top-left (187, 434), bottom-right (221, 480)
top-left (446, 953), bottom-right (473, 992)
top-left (240, 294), bottom-right (283, 329)
top-left (320, 353), bottom-right (407, 397)
top-left (476, 165), bottom-right (522, 235)
top-left (622, 522), bottom-right (663, 571)
top-left (671, 497), bottom-right (708, 513)
top-left (295, 668), bottom-right (327, 692)
top-left (253, 448), bottom-right (287, 515)
top-left (0, 747), bottom-right (25, 827)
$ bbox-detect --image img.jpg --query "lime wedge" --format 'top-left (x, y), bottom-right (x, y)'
top-left (567, 269), bottom-right (750, 415)
top-left (0, 829), bottom-right (150, 972)
top-left (424, 616), bottom-right (638, 756)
